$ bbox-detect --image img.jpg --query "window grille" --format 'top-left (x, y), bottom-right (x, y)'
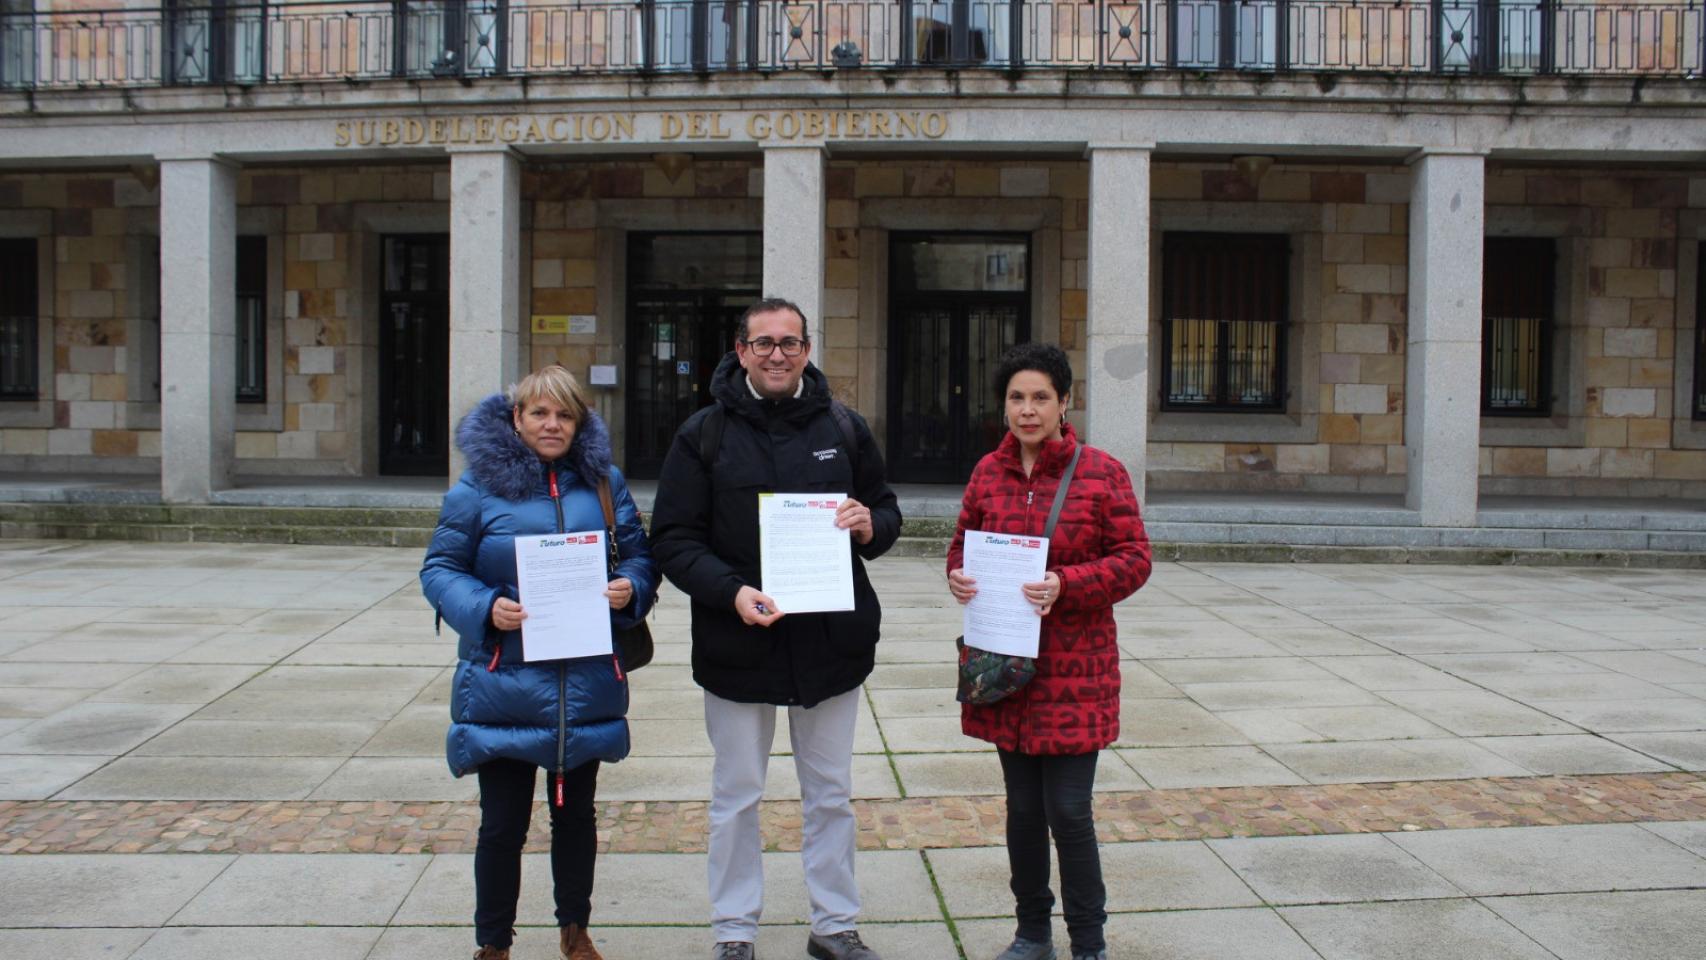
top-left (0, 237), bottom-right (38, 400)
top-left (1482, 236), bottom-right (1554, 416)
top-left (236, 235), bottom-right (267, 403)
top-left (1161, 232), bottom-right (1288, 411)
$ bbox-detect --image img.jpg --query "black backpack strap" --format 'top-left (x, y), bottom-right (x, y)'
top-left (1042, 445), bottom-right (1083, 540)
top-left (829, 401), bottom-right (860, 475)
top-left (697, 405), bottom-right (726, 468)
top-left (699, 399), bottom-right (860, 475)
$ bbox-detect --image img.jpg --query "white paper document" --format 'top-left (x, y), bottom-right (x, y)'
top-left (962, 530), bottom-right (1050, 657)
top-left (758, 492), bottom-right (855, 614)
top-left (513, 530), bottom-right (613, 661)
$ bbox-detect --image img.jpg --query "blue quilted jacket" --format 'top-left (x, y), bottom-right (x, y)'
top-left (421, 393), bottom-right (657, 781)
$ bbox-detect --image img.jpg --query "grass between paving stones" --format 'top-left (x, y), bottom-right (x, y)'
top-left (865, 685), bottom-right (909, 801)
top-left (920, 848), bottom-right (969, 960)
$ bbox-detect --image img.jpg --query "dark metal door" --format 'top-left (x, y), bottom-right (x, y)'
top-left (379, 234), bottom-right (450, 476)
top-left (624, 232), bottom-right (761, 477)
top-left (888, 233), bottom-right (1030, 484)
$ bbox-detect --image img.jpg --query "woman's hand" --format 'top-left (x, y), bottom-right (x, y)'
top-left (491, 597), bottom-right (526, 631)
top-left (947, 568), bottom-right (978, 605)
top-left (1022, 571), bottom-right (1062, 616)
top-left (605, 577), bottom-right (634, 610)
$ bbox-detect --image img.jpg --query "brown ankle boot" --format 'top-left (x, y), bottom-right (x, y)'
top-left (561, 924), bottom-right (606, 960)
top-left (473, 946), bottom-right (510, 960)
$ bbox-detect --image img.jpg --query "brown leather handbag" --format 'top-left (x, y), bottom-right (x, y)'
top-left (597, 476), bottom-right (653, 672)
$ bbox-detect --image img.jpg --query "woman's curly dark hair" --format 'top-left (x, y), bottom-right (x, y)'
top-left (993, 342), bottom-right (1073, 402)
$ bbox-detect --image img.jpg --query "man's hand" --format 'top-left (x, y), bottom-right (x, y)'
top-left (734, 585), bottom-right (784, 627)
top-left (605, 577), bottom-right (634, 610)
top-left (491, 597), bottom-right (526, 631)
top-left (835, 498), bottom-right (874, 545)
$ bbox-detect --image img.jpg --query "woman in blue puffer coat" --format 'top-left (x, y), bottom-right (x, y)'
top-left (422, 365), bottom-right (657, 960)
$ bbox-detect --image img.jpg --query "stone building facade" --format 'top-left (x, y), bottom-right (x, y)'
top-left (1, 0), bottom-right (1703, 523)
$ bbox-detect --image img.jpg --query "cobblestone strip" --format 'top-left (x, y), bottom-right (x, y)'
top-left (3, 773), bottom-right (1703, 855)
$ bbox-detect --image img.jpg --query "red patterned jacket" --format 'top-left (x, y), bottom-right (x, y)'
top-left (947, 424), bottom-right (1151, 755)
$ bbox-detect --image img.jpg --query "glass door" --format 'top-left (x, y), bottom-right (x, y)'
top-left (887, 233), bottom-right (1030, 483)
top-left (379, 234), bottom-right (450, 476)
top-left (624, 232), bottom-right (761, 476)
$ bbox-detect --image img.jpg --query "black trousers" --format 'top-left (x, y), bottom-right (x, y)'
top-left (998, 748), bottom-right (1105, 954)
top-left (474, 756), bottom-right (601, 948)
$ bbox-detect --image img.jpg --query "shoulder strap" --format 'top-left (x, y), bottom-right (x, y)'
top-left (698, 401), bottom-right (861, 475)
top-left (596, 475), bottom-right (619, 571)
top-left (1042, 445), bottom-right (1083, 541)
top-left (697, 404), bottom-right (727, 468)
top-left (829, 401), bottom-right (861, 474)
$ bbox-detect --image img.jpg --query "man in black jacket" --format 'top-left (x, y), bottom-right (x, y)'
top-left (651, 298), bottom-right (900, 960)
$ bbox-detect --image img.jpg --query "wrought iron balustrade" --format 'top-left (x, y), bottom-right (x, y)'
top-left (0, 0), bottom-right (1700, 89)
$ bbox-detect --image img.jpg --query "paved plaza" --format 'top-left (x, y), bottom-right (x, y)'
top-left (2, 540), bottom-right (1705, 958)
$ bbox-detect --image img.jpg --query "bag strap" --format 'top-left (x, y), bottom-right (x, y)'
top-left (698, 400), bottom-right (860, 474)
top-left (697, 404), bottom-right (726, 468)
top-left (1042, 445), bottom-right (1083, 540)
top-left (596, 475), bottom-right (619, 572)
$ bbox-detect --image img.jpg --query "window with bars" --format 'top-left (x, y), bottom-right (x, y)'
top-left (1695, 245), bottom-right (1705, 421)
top-left (236, 235), bottom-right (267, 403)
top-left (1482, 237), bottom-right (1555, 417)
top-left (1161, 232), bottom-right (1288, 411)
top-left (0, 237), bottom-right (38, 400)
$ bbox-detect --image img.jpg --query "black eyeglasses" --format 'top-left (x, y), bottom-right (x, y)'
top-left (740, 337), bottom-right (808, 358)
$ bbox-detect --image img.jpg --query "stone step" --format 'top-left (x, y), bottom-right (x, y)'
top-left (1145, 520), bottom-right (1706, 553)
top-left (4, 501), bottom-right (1703, 566)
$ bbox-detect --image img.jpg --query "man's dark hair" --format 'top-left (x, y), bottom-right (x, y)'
top-left (993, 342), bottom-right (1073, 401)
top-left (738, 297), bottom-right (810, 342)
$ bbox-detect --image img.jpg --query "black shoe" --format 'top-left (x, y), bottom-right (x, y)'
top-left (807, 929), bottom-right (883, 960)
top-left (993, 936), bottom-right (1056, 960)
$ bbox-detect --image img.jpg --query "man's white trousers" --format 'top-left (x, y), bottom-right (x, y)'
top-left (704, 686), bottom-right (862, 943)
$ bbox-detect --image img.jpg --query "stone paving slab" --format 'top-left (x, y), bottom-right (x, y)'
top-left (1467, 735), bottom-right (1679, 775)
top-left (1278, 899), bottom-right (1558, 960)
top-left (127, 927), bottom-right (383, 960)
top-left (955, 910), bottom-right (1325, 960)
top-left (928, 841), bottom-right (1262, 918)
top-left (169, 853), bottom-right (427, 926)
top-left (1480, 890), bottom-right (1706, 960)
top-left (1205, 833), bottom-right (1462, 904)
top-left (57, 756), bottom-right (347, 801)
top-left (0, 929), bottom-right (155, 960)
top-left (0, 853), bottom-right (235, 927)
top-left (1388, 822), bottom-right (1706, 896)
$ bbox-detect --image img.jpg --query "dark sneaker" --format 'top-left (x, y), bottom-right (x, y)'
top-left (994, 936), bottom-right (1057, 960)
top-left (713, 942), bottom-right (755, 960)
top-left (1069, 951), bottom-right (1107, 960)
top-left (807, 929), bottom-right (883, 960)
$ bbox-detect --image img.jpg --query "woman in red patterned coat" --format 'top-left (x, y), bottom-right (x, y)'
top-left (947, 343), bottom-right (1152, 960)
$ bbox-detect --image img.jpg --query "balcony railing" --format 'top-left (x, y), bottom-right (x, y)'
top-left (1, 0), bottom-right (1700, 90)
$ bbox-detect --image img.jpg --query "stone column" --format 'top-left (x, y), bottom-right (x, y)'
top-left (761, 145), bottom-right (826, 348)
top-left (1405, 151), bottom-right (1485, 526)
top-left (159, 157), bottom-right (238, 504)
top-left (449, 148), bottom-right (522, 482)
top-left (1086, 146), bottom-right (1152, 502)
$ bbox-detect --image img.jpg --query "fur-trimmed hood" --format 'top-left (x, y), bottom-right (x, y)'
top-left (455, 392), bottom-right (612, 501)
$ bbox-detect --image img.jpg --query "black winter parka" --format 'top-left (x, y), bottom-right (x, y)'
top-left (650, 353), bottom-right (901, 707)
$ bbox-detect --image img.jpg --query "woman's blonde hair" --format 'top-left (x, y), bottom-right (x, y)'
top-left (509, 365), bottom-right (591, 424)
